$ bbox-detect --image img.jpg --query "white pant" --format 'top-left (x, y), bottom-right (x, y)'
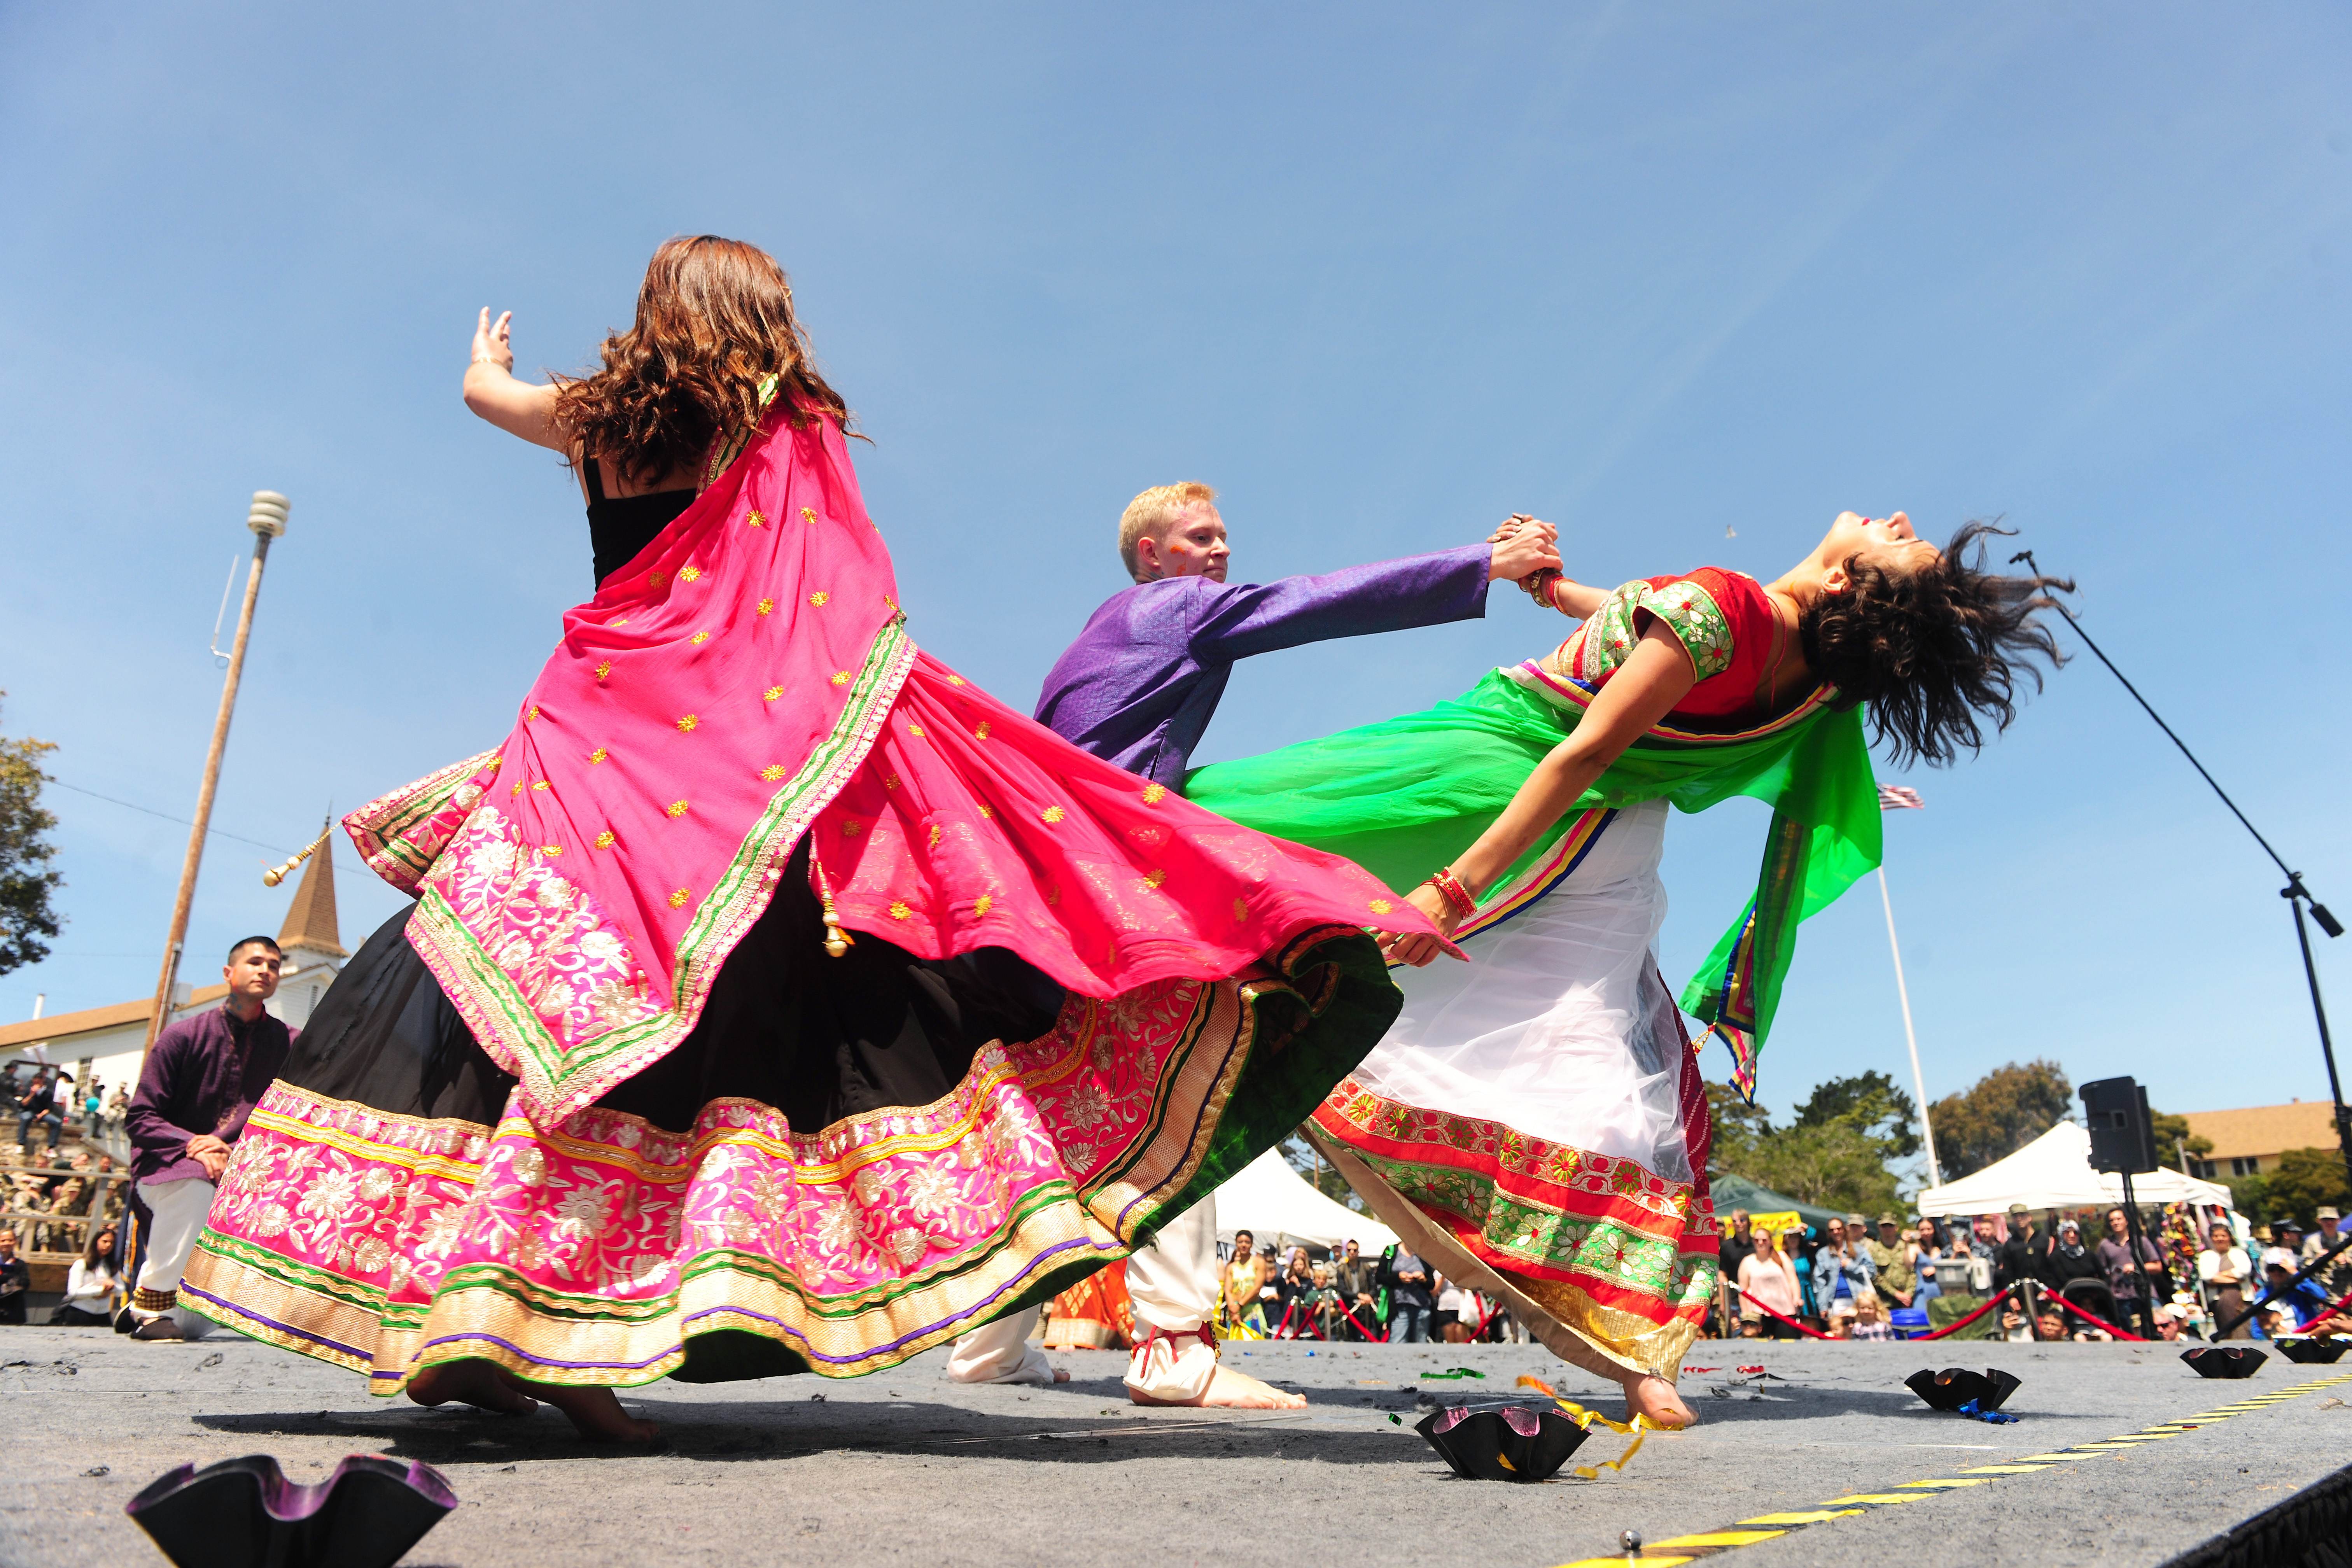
top-left (944, 1307), bottom-right (1060, 1386)
top-left (943, 1197), bottom-right (1223, 1400)
top-left (133, 1177), bottom-right (217, 1337)
top-left (1122, 1197), bottom-right (1219, 1403)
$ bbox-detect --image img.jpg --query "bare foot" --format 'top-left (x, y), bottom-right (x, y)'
top-left (1052, 1367), bottom-right (1071, 1383)
top-left (1620, 1372), bottom-right (1695, 1430)
top-left (529, 1383), bottom-right (662, 1444)
top-left (1130, 1364), bottom-right (1307, 1409)
top-left (406, 1360), bottom-right (537, 1417)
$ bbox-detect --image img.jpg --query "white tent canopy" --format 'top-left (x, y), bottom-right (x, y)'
top-left (1916, 1120), bottom-right (2234, 1216)
top-left (1208, 1148), bottom-right (1400, 1254)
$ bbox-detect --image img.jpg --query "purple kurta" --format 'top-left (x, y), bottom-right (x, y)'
top-left (1033, 545), bottom-right (1491, 785)
top-left (127, 1004), bottom-right (293, 1185)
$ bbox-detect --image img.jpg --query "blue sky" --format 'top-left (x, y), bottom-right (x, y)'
top-left (2, 4), bottom-right (2345, 1132)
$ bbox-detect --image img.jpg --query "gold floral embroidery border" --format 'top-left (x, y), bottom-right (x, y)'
top-left (413, 620), bottom-right (917, 1125)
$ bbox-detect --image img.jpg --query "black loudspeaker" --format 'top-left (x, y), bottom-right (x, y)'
top-left (2081, 1076), bottom-right (2159, 1174)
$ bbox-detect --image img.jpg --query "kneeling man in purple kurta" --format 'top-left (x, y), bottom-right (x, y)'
top-left (945, 481), bottom-right (1559, 1404)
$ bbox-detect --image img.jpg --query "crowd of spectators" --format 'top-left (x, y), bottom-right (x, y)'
top-left (1713, 1199), bottom-right (2351, 1344)
top-left (2, 1076), bottom-right (135, 1326)
top-left (1209, 1230), bottom-right (1531, 1345)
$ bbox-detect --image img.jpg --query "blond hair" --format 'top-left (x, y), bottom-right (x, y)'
top-left (1118, 482), bottom-right (1218, 582)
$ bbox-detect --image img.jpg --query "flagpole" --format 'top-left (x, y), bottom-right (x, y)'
top-left (1877, 864), bottom-right (1941, 1187)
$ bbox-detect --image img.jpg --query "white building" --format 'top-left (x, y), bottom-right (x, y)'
top-left (0, 833), bottom-right (349, 1109)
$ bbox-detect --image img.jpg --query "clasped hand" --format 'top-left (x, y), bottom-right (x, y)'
top-left (1486, 514), bottom-right (1560, 582)
top-left (1377, 882), bottom-right (1465, 968)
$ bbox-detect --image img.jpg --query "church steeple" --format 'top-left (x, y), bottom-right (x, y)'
top-left (275, 819), bottom-right (347, 961)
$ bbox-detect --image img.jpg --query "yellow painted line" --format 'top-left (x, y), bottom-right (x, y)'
top-left (1541, 1367), bottom-right (2352, 1568)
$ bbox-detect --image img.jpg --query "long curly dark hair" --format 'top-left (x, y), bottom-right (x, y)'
top-left (1798, 521), bottom-right (2072, 766)
top-left (552, 236), bottom-right (850, 486)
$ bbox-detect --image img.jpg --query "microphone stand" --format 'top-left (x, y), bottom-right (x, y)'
top-left (2013, 550), bottom-right (2349, 1200)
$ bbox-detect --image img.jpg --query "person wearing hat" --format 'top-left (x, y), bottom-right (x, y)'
top-left (2305, 1208), bottom-right (2350, 1296)
top-left (1863, 1214), bottom-right (1915, 1311)
top-left (2261, 1248), bottom-right (2332, 1332)
top-left (1993, 1204), bottom-right (2045, 1293)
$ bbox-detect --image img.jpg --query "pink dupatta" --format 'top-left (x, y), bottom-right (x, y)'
top-left (348, 406), bottom-right (1436, 1127)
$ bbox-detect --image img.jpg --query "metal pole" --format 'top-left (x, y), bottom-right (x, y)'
top-left (141, 492), bottom-right (289, 1060)
top-left (2118, 1170), bottom-right (2157, 1339)
top-left (1878, 867), bottom-right (1940, 1187)
top-left (2289, 893), bottom-right (2352, 1196)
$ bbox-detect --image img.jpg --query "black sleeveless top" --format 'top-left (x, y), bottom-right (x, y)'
top-left (584, 455), bottom-right (695, 587)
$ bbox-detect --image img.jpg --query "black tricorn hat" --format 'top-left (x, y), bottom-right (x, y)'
top-left (1904, 1367), bottom-right (2023, 1413)
top-left (2182, 1346), bottom-right (2268, 1379)
top-left (1416, 1400), bottom-right (1593, 1482)
top-left (126, 1453), bottom-right (456, 1568)
top-left (2275, 1337), bottom-right (2349, 1365)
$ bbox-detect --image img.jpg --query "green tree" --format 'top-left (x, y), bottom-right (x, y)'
top-left (2224, 1173), bottom-right (2272, 1227)
top-left (1794, 1071), bottom-right (1921, 1160)
top-left (1707, 1080), bottom-right (1906, 1217)
top-left (0, 700), bottom-right (62, 976)
top-left (2263, 1148), bottom-right (2352, 1227)
top-left (2150, 1108), bottom-right (2212, 1173)
top-left (1927, 1060), bottom-right (2072, 1180)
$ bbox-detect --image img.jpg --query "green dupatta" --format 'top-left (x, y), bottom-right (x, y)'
top-left (1183, 661), bottom-right (1881, 1099)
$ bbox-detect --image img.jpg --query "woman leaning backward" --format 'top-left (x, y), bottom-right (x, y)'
top-left (182, 237), bottom-right (1440, 1440)
top-left (1187, 511), bottom-right (2069, 1426)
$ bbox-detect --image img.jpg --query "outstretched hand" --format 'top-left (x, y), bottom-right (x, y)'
top-left (1487, 517), bottom-right (1560, 583)
top-left (471, 307), bottom-right (514, 373)
top-left (1376, 883), bottom-right (1465, 968)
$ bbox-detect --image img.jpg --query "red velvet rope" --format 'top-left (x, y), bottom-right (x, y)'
top-left (1733, 1279), bottom-right (2026, 1342)
top-left (2043, 1290), bottom-right (2150, 1342)
top-left (1730, 1283), bottom-right (1836, 1340)
top-left (1911, 1288), bottom-right (2014, 1340)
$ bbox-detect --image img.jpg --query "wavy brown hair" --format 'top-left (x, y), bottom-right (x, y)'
top-left (552, 236), bottom-right (850, 486)
top-left (1798, 520), bottom-right (2072, 767)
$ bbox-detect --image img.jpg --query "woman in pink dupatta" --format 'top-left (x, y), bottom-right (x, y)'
top-left (183, 238), bottom-right (1433, 1440)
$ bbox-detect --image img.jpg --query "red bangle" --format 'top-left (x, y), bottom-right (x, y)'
top-left (1426, 867), bottom-right (1479, 919)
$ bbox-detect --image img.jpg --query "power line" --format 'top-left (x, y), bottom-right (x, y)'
top-left (42, 777), bottom-right (366, 880)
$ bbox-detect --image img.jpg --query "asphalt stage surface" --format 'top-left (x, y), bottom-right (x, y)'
top-left (4, 1328), bottom-right (2346, 1568)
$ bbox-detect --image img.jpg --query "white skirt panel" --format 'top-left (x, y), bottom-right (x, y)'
top-left (1351, 799), bottom-right (1689, 1181)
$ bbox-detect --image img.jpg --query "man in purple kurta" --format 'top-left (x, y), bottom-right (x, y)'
top-left (1036, 485), bottom-right (1555, 788)
top-left (125, 936), bottom-right (292, 1339)
top-left (946, 482), bottom-right (1559, 1404)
